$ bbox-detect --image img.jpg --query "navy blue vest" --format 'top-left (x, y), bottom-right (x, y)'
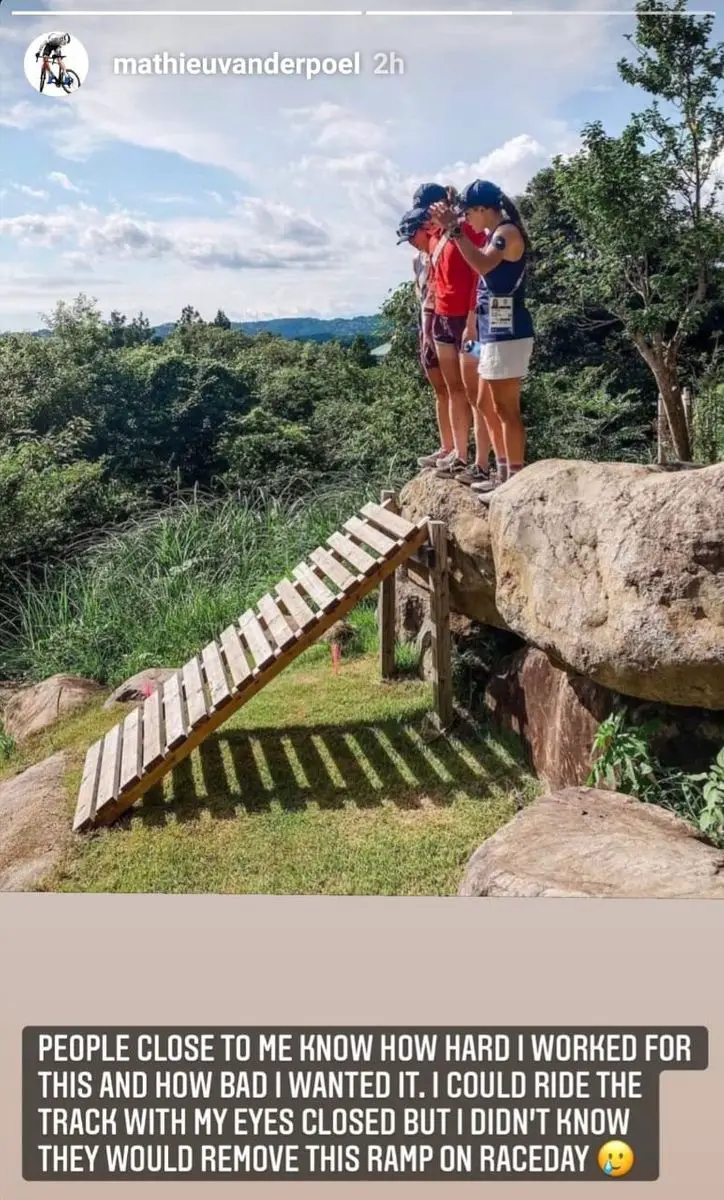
top-left (476, 223), bottom-right (534, 344)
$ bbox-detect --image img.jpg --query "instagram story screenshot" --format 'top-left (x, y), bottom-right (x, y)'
top-left (0, 0), bottom-right (723, 1195)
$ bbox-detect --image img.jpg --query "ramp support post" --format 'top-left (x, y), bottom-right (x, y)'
top-left (378, 489), bottom-right (398, 680)
top-left (428, 519), bottom-right (453, 730)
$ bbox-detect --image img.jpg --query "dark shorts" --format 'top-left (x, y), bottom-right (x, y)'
top-left (432, 313), bottom-right (467, 350)
top-left (419, 332), bottom-right (439, 371)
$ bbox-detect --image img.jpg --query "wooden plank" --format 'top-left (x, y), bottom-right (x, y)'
top-left (220, 623), bottom-right (252, 691)
top-left (201, 641), bottom-right (231, 710)
top-left (328, 530), bottom-right (378, 576)
top-left (76, 521), bottom-right (429, 831)
top-left (142, 687), bottom-right (164, 772)
top-left (379, 490), bottom-right (398, 681)
top-left (344, 515), bottom-right (397, 557)
top-left (293, 561), bottom-right (337, 612)
top-left (361, 500), bottom-right (417, 541)
top-left (163, 672), bottom-right (187, 750)
top-left (73, 738), bottom-right (103, 832)
top-left (239, 609), bottom-right (276, 670)
top-left (95, 724), bottom-right (122, 816)
top-left (257, 592), bottom-right (296, 651)
top-left (119, 707), bottom-right (142, 793)
top-left (183, 655), bottom-right (208, 728)
top-left (275, 577), bottom-right (316, 633)
top-left (310, 545), bottom-right (357, 592)
top-left (429, 519), bottom-right (453, 730)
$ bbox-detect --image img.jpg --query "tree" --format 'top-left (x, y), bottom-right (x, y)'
top-left (177, 305), bottom-right (203, 327)
top-left (212, 309), bottom-right (232, 330)
top-left (553, 0), bottom-right (724, 460)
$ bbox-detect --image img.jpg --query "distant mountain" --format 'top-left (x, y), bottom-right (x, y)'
top-left (151, 315), bottom-right (385, 343)
top-left (17, 314), bottom-right (387, 346)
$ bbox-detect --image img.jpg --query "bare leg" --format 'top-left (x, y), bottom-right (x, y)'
top-left (489, 378), bottom-right (526, 470)
top-left (425, 364), bottom-right (453, 453)
top-left (460, 352), bottom-right (491, 467)
top-left (435, 342), bottom-right (471, 462)
top-left (477, 379), bottom-right (505, 463)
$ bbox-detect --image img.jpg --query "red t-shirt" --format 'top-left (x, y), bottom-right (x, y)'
top-left (429, 223), bottom-right (487, 318)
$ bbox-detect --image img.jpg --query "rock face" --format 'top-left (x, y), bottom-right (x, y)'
top-left (103, 667), bottom-right (178, 710)
top-left (4, 675), bottom-right (103, 742)
top-left (485, 646), bottom-right (724, 789)
top-left (459, 787), bottom-right (724, 899)
top-left (485, 647), bottom-right (611, 789)
top-left (400, 460), bottom-right (724, 708)
top-left (0, 753), bottom-right (69, 890)
top-left (399, 473), bottom-right (504, 629)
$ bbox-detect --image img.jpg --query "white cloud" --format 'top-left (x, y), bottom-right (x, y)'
top-left (13, 184), bottom-right (49, 200)
top-left (49, 171), bottom-right (87, 193)
top-left (0, 201), bottom-right (337, 272)
top-left (0, 101), bottom-right (66, 131)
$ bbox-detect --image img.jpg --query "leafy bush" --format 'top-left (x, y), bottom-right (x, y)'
top-left (587, 709), bottom-right (724, 846)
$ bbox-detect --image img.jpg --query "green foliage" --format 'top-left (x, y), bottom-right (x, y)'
top-left (0, 486), bottom-right (372, 686)
top-left (692, 355), bottom-right (724, 463)
top-left (0, 723), bottom-right (16, 765)
top-left (0, 442), bottom-right (136, 585)
top-left (588, 709), bottom-right (724, 846)
top-left (690, 748), bottom-right (724, 839)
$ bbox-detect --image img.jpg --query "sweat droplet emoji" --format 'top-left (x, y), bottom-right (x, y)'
top-left (597, 1141), bottom-right (635, 1178)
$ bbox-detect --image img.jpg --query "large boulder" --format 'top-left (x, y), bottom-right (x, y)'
top-left (485, 646), bottom-right (724, 788)
top-left (4, 675), bottom-right (103, 742)
top-left (459, 787), bottom-right (724, 898)
top-left (402, 461), bottom-right (724, 708)
top-left (399, 473), bottom-right (505, 629)
top-left (0, 753), bottom-right (69, 890)
top-left (487, 459), bottom-right (724, 707)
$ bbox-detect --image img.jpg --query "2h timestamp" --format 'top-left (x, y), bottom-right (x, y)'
top-left (372, 51), bottom-right (405, 75)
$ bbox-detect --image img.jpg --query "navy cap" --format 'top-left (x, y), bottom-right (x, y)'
top-left (396, 206), bottom-right (429, 244)
top-left (412, 182), bottom-right (448, 209)
top-left (458, 179), bottom-right (503, 211)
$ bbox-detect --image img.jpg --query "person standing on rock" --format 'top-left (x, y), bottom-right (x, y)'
top-left (430, 180), bottom-right (534, 499)
top-left (396, 206), bottom-right (455, 467)
top-left (406, 183), bottom-right (493, 485)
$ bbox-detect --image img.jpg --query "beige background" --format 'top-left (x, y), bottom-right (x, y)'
top-left (1, 897), bottom-right (721, 1196)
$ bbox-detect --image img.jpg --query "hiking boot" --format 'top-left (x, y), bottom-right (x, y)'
top-left (435, 454), bottom-right (468, 479)
top-left (418, 448), bottom-right (452, 469)
top-left (471, 472), bottom-right (499, 494)
top-left (466, 464), bottom-right (493, 486)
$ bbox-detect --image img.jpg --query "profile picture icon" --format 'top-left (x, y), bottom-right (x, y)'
top-left (24, 32), bottom-right (89, 96)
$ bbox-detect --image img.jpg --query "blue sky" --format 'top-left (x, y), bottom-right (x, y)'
top-left (1, 0), bottom-right (722, 330)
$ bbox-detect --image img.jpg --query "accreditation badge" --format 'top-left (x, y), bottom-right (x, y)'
top-left (489, 296), bottom-right (514, 333)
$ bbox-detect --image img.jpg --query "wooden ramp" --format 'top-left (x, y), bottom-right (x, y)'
top-left (73, 500), bottom-right (430, 833)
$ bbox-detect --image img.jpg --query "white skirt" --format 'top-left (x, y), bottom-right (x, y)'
top-left (478, 337), bottom-right (534, 381)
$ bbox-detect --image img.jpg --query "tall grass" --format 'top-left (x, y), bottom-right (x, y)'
top-left (0, 483), bottom-right (378, 686)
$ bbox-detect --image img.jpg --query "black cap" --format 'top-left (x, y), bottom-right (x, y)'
top-left (412, 182), bottom-right (448, 209)
top-left (396, 206), bottom-right (429, 244)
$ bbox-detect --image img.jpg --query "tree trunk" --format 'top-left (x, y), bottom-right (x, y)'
top-left (633, 336), bottom-right (692, 462)
top-left (658, 373), bottom-right (692, 462)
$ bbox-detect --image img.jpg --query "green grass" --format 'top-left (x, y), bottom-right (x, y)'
top-left (15, 651), bottom-right (538, 896)
top-left (0, 485), bottom-right (376, 685)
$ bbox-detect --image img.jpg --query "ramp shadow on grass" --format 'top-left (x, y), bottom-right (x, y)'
top-left (130, 715), bottom-right (529, 828)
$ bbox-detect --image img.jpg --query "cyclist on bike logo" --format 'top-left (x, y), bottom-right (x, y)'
top-left (35, 32), bottom-right (81, 94)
